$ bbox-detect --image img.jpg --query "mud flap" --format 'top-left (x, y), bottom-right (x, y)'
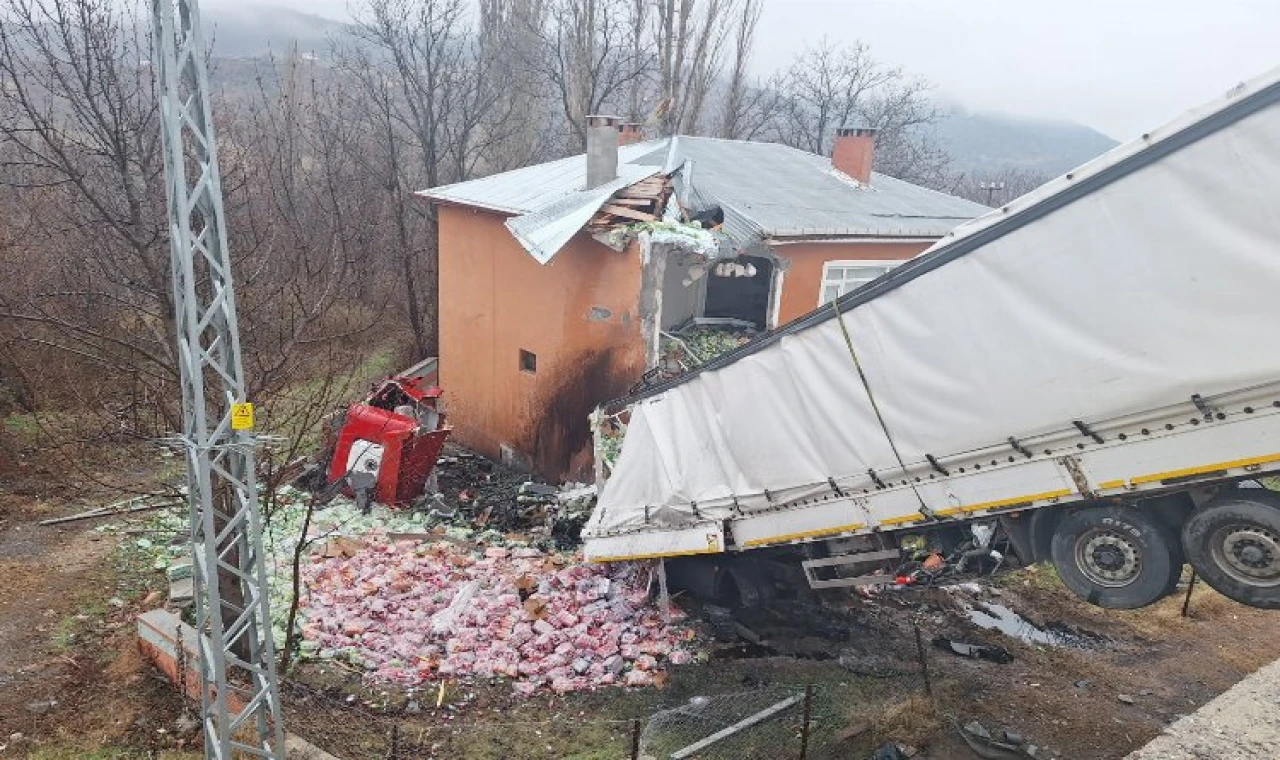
top-left (999, 514), bottom-right (1036, 566)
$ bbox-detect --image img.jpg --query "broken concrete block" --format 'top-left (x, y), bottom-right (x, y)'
top-left (137, 609), bottom-right (245, 712)
top-left (963, 721), bottom-right (991, 741)
top-left (166, 562), bottom-right (193, 582)
top-left (168, 577), bottom-right (194, 605)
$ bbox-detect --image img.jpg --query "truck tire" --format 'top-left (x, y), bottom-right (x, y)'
top-left (1051, 506), bottom-right (1182, 609)
top-left (1182, 490), bottom-right (1280, 609)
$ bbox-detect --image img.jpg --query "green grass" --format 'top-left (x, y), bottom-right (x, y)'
top-left (994, 562), bottom-right (1064, 592)
top-left (2, 411), bottom-right (39, 443)
top-left (49, 599), bottom-right (108, 655)
top-left (258, 344), bottom-right (401, 459)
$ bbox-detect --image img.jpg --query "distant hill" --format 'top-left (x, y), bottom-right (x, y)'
top-left (934, 107), bottom-right (1120, 177)
top-left (203, 5), bottom-right (345, 58)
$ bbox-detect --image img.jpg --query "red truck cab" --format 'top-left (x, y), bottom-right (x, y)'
top-left (327, 377), bottom-right (451, 506)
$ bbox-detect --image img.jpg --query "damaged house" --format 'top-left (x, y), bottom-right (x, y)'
top-left (417, 117), bottom-right (988, 480)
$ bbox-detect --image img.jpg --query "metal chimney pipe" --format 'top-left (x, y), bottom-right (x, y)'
top-left (586, 114), bottom-right (621, 188)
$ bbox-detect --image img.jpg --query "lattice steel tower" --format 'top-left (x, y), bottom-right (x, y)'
top-left (151, 0), bottom-right (285, 756)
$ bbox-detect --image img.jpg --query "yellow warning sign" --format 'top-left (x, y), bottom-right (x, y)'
top-left (231, 402), bottom-right (255, 431)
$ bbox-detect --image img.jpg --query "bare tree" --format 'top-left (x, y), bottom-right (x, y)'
top-left (231, 49), bottom-right (385, 398)
top-left (0, 0), bottom-right (176, 433)
top-left (776, 39), bottom-right (897, 154)
top-left (753, 38), bottom-right (950, 185)
top-left (0, 0), bottom-right (384, 475)
top-left (718, 0), bottom-right (762, 138)
top-left (948, 166), bottom-right (1052, 206)
top-left (477, 0), bottom-right (555, 170)
top-left (338, 0), bottom-right (480, 358)
top-left (536, 0), bottom-right (652, 149)
top-left (658, 0), bottom-right (741, 134)
top-left (626, 0), bottom-right (650, 120)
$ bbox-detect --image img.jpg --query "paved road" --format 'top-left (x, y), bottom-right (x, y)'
top-left (1126, 657), bottom-right (1280, 760)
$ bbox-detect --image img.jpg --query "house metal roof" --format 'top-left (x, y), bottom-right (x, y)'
top-left (602, 65), bottom-right (1280, 411)
top-left (417, 135), bottom-right (988, 263)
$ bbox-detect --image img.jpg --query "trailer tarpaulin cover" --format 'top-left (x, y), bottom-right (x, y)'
top-left (585, 67), bottom-right (1280, 560)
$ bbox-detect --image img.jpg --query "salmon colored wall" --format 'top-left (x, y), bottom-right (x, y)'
top-left (437, 205), bottom-right (645, 479)
top-left (775, 241), bottom-right (933, 324)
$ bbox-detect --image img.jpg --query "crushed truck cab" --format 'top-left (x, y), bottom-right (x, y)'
top-left (328, 376), bottom-right (451, 507)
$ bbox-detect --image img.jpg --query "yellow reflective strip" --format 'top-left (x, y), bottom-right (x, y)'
top-left (880, 513), bottom-right (925, 525)
top-left (1098, 479), bottom-right (1126, 490)
top-left (590, 548), bottom-right (721, 563)
top-left (1129, 453), bottom-right (1280, 486)
top-left (742, 523), bottom-right (866, 548)
top-left (957, 489), bottom-right (1073, 514)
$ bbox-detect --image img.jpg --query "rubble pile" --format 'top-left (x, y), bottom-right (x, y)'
top-left (298, 536), bottom-right (695, 695)
top-left (658, 323), bottom-right (756, 376)
top-left (431, 449), bottom-right (592, 540)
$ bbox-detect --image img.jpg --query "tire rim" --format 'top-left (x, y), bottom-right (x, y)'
top-left (1076, 529), bottom-right (1141, 587)
top-left (1210, 524), bottom-right (1280, 587)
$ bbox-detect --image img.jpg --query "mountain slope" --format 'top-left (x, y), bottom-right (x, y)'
top-left (934, 108), bottom-right (1119, 177)
top-left (203, 4), bottom-right (344, 58)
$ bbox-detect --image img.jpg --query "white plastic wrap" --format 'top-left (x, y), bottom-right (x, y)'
top-left (586, 68), bottom-right (1280, 550)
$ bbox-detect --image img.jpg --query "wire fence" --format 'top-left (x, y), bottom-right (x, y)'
top-left (281, 667), bottom-right (933, 760)
top-left (639, 685), bottom-right (811, 760)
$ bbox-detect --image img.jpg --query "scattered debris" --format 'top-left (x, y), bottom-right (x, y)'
top-left (932, 637), bottom-right (1014, 664)
top-left (871, 741), bottom-right (913, 759)
top-left (588, 176), bottom-right (672, 230)
top-left (37, 495), bottom-right (178, 526)
top-left (656, 320), bottom-right (756, 380)
top-left (24, 699), bottom-right (56, 714)
top-left (298, 535), bottom-right (697, 694)
top-left (314, 536), bottom-right (370, 559)
top-left (960, 720), bottom-right (1040, 759)
top-left (165, 559), bottom-right (194, 605)
top-left (1117, 694), bottom-right (1136, 704)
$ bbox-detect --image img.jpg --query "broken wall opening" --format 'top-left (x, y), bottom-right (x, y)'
top-left (660, 251), bottom-right (708, 329)
top-left (702, 256), bottom-right (774, 330)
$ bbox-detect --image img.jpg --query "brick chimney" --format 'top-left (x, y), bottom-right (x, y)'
top-left (586, 115), bottom-right (621, 188)
top-left (832, 126), bottom-right (877, 185)
top-left (617, 122), bottom-right (645, 146)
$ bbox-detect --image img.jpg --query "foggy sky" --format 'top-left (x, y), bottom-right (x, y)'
top-left (205, 0), bottom-right (1280, 140)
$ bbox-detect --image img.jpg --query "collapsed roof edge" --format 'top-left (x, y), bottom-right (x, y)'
top-left (599, 65), bottom-right (1280, 412)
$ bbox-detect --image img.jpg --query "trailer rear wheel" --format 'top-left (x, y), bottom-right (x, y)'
top-left (1051, 506), bottom-right (1181, 609)
top-left (1183, 489), bottom-right (1280, 609)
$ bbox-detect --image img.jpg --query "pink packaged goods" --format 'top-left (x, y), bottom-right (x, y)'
top-left (300, 539), bottom-right (695, 694)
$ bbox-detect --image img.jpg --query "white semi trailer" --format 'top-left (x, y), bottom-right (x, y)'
top-left (583, 67), bottom-right (1280, 611)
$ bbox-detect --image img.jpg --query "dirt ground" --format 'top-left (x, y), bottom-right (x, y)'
top-left (2, 440), bottom-right (1279, 759)
top-left (273, 567), bottom-right (1280, 760)
top-left (0, 448), bottom-right (198, 759)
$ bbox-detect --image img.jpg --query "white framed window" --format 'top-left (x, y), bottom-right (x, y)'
top-left (818, 260), bottom-right (901, 306)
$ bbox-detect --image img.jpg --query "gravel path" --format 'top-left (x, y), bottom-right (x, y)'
top-left (1126, 657), bottom-right (1280, 760)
